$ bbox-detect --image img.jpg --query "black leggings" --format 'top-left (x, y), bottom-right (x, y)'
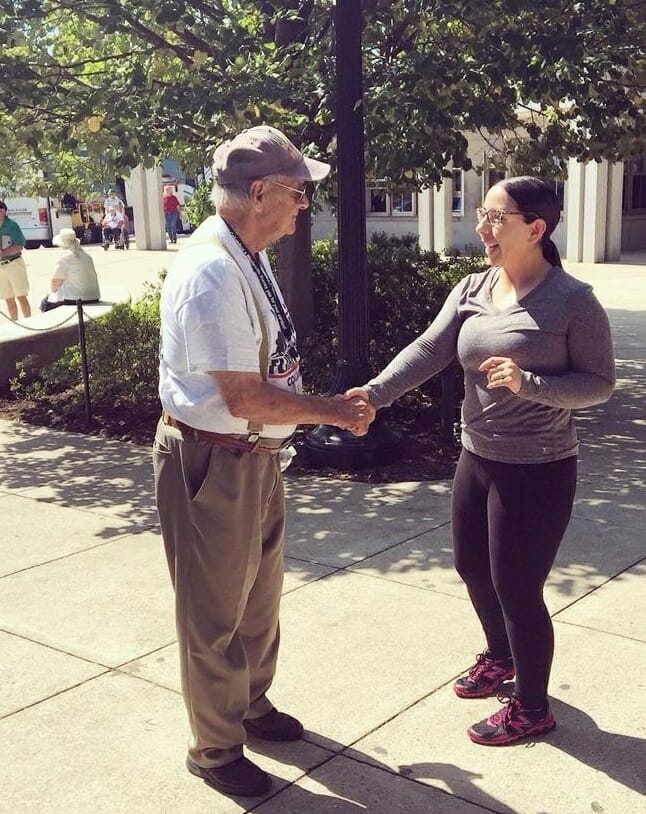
top-left (451, 449), bottom-right (577, 708)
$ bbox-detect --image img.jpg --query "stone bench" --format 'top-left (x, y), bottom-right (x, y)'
top-left (0, 285), bottom-right (131, 386)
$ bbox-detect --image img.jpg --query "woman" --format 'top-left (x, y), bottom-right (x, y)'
top-left (347, 176), bottom-right (615, 745)
top-left (40, 228), bottom-right (100, 311)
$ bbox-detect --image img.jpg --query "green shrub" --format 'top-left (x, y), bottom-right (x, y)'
top-left (300, 233), bottom-right (486, 394)
top-left (184, 181), bottom-right (215, 228)
top-left (11, 281), bottom-right (163, 415)
top-left (11, 237), bottom-right (485, 430)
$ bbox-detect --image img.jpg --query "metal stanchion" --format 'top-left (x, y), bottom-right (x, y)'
top-left (76, 300), bottom-right (92, 426)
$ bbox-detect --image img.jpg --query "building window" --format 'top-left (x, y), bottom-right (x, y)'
top-left (484, 167), bottom-right (506, 192)
top-left (451, 169), bottom-right (464, 215)
top-left (367, 185), bottom-right (416, 216)
top-left (369, 187), bottom-right (387, 214)
top-left (550, 180), bottom-right (565, 212)
top-left (391, 189), bottom-right (414, 214)
top-left (624, 158), bottom-right (646, 212)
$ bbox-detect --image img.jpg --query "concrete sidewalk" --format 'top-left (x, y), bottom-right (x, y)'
top-left (0, 253), bottom-right (644, 813)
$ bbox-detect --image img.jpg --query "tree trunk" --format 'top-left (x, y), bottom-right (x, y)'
top-left (276, 208), bottom-right (314, 339)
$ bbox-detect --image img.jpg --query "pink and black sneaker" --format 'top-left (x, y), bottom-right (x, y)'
top-left (467, 696), bottom-right (556, 746)
top-left (453, 652), bottom-right (515, 698)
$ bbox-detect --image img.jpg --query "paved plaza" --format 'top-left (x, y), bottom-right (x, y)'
top-left (0, 241), bottom-right (644, 813)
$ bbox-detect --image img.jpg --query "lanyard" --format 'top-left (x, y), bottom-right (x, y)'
top-left (224, 222), bottom-right (295, 342)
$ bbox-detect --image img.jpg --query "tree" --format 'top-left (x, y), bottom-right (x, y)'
top-left (0, 0), bottom-right (644, 195)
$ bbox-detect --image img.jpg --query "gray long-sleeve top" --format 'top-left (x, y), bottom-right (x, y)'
top-left (365, 266), bottom-right (616, 464)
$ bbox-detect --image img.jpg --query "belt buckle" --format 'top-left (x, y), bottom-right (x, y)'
top-left (247, 432), bottom-right (261, 452)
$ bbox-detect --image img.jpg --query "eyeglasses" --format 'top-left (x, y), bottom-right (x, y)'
top-left (269, 179), bottom-right (309, 203)
top-left (476, 207), bottom-right (539, 225)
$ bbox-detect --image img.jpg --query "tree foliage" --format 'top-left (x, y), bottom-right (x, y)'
top-left (0, 0), bottom-right (644, 195)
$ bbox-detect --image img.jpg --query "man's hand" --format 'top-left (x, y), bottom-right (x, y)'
top-left (332, 394), bottom-right (375, 436)
top-left (340, 387), bottom-right (376, 435)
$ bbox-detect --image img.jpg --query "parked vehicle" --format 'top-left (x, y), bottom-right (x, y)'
top-left (1, 195), bottom-right (105, 247)
top-left (2, 196), bottom-right (52, 247)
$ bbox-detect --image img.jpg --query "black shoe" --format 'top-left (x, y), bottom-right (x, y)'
top-left (186, 755), bottom-right (271, 797)
top-left (244, 708), bottom-right (304, 741)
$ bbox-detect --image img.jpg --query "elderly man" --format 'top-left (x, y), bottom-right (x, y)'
top-left (153, 125), bottom-right (373, 798)
top-left (102, 188), bottom-right (124, 213)
top-left (101, 206), bottom-right (126, 249)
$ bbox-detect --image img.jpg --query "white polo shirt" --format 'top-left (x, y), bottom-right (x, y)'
top-left (158, 215), bottom-right (301, 439)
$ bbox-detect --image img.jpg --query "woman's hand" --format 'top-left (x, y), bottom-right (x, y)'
top-left (479, 356), bottom-right (523, 395)
top-left (342, 387), bottom-right (376, 435)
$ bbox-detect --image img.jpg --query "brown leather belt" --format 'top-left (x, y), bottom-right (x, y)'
top-left (0, 255), bottom-right (20, 265)
top-left (161, 411), bottom-right (292, 454)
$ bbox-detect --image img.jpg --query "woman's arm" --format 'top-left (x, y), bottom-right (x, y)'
top-left (362, 281), bottom-right (467, 408)
top-left (490, 289), bottom-right (615, 409)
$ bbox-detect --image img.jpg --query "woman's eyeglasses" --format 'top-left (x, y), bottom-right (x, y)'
top-left (270, 180), bottom-right (309, 203)
top-left (476, 207), bottom-right (539, 225)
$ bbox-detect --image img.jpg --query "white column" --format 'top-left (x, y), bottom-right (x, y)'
top-left (605, 161), bottom-right (624, 262)
top-left (582, 160), bottom-right (609, 263)
top-left (566, 158), bottom-right (585, 263)
top-left (126, 165), bottom-right (166, 250)
top-left (432, 178), bottom-right (452, 254)
top-left (417, 187), bottom-right (433, 252)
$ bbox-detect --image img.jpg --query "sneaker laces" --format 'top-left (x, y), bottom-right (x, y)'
top-left (467, 652), bottom-right (492, 680)
top-left (487, 695), bottom-right (521, 728)
top-left (468, 652), bottom-right (510, 681)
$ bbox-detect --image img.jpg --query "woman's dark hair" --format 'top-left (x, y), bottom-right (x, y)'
top-left (498, 176), bottom-right (562, 267)
top-left (0, 201), bottom-right (7, 211)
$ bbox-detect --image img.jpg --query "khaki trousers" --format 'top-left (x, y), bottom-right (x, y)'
top-left (152, 419), bottom-right (285, 767)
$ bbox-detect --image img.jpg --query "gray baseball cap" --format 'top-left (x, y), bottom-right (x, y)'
top-left (213, 125), bottom-right (330, 186)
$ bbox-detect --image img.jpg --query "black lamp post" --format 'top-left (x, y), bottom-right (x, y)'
top-left (304, 0), bottom-right (399, 468)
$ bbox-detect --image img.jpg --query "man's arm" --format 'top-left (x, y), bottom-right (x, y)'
top-left (0, 223), bottom-right (25, 258)
top-left (211, 370), bottom-right (374, 433)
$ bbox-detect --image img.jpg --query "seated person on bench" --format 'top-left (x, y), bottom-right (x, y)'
top-left (40, 228), bottom-right (100, 312)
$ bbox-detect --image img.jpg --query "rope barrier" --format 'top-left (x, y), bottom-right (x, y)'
top-left (2, 299), bottom-right (124, 429)
top-left (0, 303), bottom-right (109, 331)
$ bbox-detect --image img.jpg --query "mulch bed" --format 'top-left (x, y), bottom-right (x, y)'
top-left (0, 392), bottom-right (460, 483)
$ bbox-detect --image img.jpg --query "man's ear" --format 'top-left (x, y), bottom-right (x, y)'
top-left (248, 179), bottom-right (266, 207)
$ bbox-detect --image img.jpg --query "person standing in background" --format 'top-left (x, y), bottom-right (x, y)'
top-left (103, 188), bottom-right (124, 214)
top-left (0, 200), bottom-right (31, 321)
top-left (162, 185), bottom-right (182, 244)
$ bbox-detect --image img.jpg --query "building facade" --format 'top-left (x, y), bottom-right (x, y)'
top-left (312, 132), bottom-right (646, 261)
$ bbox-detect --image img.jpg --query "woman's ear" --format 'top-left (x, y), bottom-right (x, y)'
top-left (528, 217), bottom-right (547, 245)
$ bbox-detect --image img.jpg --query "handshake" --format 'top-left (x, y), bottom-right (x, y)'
top-left (332, 387), bottom-right (376, 437)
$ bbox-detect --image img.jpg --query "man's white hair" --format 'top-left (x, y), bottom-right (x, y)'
top-left (211, 174), bottom-right (284, 212)
top-left (210, 182), bottom-right (250, 212)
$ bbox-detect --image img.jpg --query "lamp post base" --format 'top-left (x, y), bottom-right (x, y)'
top-left (304, 413), bottom-right (400, 470)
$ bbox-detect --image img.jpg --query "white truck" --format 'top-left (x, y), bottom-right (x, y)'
top-left (2, 196), bottom-right (104, 246)
top-left (2, 196), bottom-right (52, 246)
